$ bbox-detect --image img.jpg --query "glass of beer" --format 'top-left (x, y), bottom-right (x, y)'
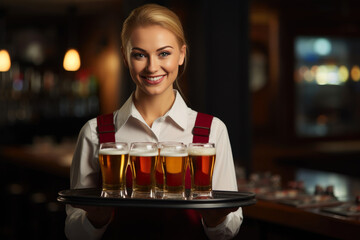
top-left (159, 142), bottom-right (188, 200)
top-left (129, 142), bottom-right (158, 199)
top-left (188, 143), bottom-right (216, 199)
top-left (98, 142), bottom-right (129, 198)
top-left (155, 149), bottom-right (164, 199)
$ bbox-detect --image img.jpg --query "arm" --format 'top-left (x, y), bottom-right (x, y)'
top-left (201, 208), bottom-right (243, 240)
top-left (200, 118), bottom-right (243, 240)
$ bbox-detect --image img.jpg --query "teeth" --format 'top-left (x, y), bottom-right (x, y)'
top-left (147, 76), bottom-right (163, 81)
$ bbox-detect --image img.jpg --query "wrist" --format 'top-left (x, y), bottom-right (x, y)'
top-left (202, 215), bottom-right (227, 228)
top-left (86, 210), bottom-right (114, 228)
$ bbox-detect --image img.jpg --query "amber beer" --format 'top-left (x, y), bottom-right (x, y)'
top-left (98, 142), bottom-right (129, 198)
top-left (129, 142), bottom-right (158, 199)
top-left (188, 143), bottom-right (216, 199)
top-left (159, 142), bottom-right (188, 199)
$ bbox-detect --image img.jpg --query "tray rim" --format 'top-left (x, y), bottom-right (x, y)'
top-left (57, 188), bottom-right (256, 209)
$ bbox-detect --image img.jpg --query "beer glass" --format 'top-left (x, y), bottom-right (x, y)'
top-left (129, 142), bottom-right (158, 199)
top-left (159, 142), bottom-right (188, 199)
top-left (155, 149), bottom-right (164, 199)
top-left (99, 142), bottom-right (129, 198)
top-left (188, 143), bottom-right (216, 199)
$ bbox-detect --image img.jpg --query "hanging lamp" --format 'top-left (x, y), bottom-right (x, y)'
top-left (0, 49), bottom-right (11, 72)
top-left (0, 9), bottom-right (11, 72)
top-left (63, 6), bottom-right (80, 71)
top-left (63, 48), bottom-right (80, 71)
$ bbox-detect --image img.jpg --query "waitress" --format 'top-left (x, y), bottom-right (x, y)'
top-left (65, 3), bottom-right (242, 239)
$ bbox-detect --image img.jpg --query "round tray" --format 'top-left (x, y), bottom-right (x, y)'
top-left (58, 188), bottom-right (256, 209)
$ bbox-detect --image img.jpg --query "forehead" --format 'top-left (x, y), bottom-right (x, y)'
top-left (129, 25), bottom-right (179, 50)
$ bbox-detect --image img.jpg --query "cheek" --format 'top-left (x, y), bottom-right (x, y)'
top-left (129, 60), bottom-right (145, 74)
top-left (164, 58), bottom-right (180, 72)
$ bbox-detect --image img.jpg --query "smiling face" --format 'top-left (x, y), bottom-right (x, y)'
top-left (125, 25), bottom-right (186, 97)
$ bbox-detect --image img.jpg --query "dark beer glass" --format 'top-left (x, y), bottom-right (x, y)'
top-left (188, 143), bottom-right (216, 199)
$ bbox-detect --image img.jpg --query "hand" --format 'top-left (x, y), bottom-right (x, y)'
top-left (197, 207), bottom-right (238, 227)
top-left (72, 204), bottom-right (115, 228)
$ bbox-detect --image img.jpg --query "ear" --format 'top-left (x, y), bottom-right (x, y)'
top-left (121, 46), bottom-right (129, 68)
top-left (178, 44), bottom-right (186, 66)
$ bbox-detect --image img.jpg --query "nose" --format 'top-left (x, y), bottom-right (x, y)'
top-left (146, 56), bottom-right (159, 73)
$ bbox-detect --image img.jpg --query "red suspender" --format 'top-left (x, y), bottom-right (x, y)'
top-left (192, 112), bottom-right (214, 143)
top-left (97, 113), bottom-right (133, 188)
top-left (185, 112), bottom-right (213, 189)
top-left (97, 113), bottom-right (115, 143)
top-left (97, 112), bottom-right (214, 143)
top-left (185, 112), bottom-right (213, 226)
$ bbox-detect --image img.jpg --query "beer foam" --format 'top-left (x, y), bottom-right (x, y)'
top-left (188, 147), bottom-right (216, 156)
top-left (130, 150), bottom-right (158, 157)
top-left (159, 151), bottom-right (188, 157)
top-left (99, 149), bottom-right (129, 155)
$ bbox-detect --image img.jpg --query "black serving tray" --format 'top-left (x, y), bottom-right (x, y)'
top-left (57, 188), bottom-right (256, 209)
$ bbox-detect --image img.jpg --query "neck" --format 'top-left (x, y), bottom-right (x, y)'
top-left (133, 89), bottom-right (176, 127)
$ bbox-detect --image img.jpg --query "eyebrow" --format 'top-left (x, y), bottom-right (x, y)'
top-left (131, 46), bottom-right (174, 52)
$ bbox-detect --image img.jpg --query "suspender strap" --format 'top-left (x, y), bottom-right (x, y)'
top-left (96, 112), bottom-right (133, 188)
top-left (185, 112), bottom-right (214, 189)
top-left (96, 113), bottom-right (115, 143)
top-left (185, 112), bottom-right (214, 227)
top-left (192, 112), bottom-right (214, 143)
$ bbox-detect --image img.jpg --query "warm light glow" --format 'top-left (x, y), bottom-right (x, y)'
top-left (315, 65), bottom-right (328, 85)
top-left (63, 49), bottom-right (81, 71)
top-left (351, 65), bottom-right (360, 82)
top-left (338, 65), bottom-right (349, 83)
top-left (326, 65), bottom-right (339, 85)
top-left (0, 49), bottom-right (11, 72)
top-left (310, 65), bottom-right (318, 80)
top-left (303, 67), bottom-right (313, 82)
top-left (313, 64), bottom-right (343, 85)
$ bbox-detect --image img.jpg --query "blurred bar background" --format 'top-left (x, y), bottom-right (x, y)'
top-left (0, 0), bottom-right (360, 239)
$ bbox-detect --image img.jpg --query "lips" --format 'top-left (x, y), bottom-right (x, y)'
top-left (142, 75), bottom-right (166, 85)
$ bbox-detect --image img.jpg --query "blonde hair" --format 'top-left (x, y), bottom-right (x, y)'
top-left (121, 3), bottom-right (189, 80)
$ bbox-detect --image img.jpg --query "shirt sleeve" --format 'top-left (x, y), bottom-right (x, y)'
top-left (203, 118), bottom-right (243, 239)
top-left (65, 205), bottom-right (108, 240)
top-left (65, 121), bottom-right (109, 239)
top-left (202, 208), bottom-right (243, 240)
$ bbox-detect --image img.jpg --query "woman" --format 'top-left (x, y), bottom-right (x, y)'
top-left (65, 4), bottom-right (243, 240)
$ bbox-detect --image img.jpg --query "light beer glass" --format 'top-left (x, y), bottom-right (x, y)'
top-left (159, 142), bottom-right (188, 199)
top-left (99, 142), bottom-right (129, 198)
top-left (188, 143), bottom-right (216, 199)
top-left (129, 142), bottom-right (158, 199)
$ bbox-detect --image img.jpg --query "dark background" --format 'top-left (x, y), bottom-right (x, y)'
top-left (1, 0), bottom-right (360, 239)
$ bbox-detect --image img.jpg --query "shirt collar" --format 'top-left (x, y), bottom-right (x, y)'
top-left (166, 90), bottom-right (188, 130)
top-left (114, 90), bottom-right (188, 131)
top-left (113, 93), bottom-right (134, 131)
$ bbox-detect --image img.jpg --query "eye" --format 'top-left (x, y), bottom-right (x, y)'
top-left (131, 52), bottom-right (146, 59)
top-left (159, 51), bottom-right (170, 57)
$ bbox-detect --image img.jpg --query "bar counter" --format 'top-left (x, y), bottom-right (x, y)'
top-left (243, 199), bottom-right (360, 240)
top-left (0, 141), bottom-right (74, 178)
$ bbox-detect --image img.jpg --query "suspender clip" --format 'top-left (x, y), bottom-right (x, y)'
top-left (97, 125), bottom-right (115, 134)
top-left (192, 126), bottom-right (210, 137)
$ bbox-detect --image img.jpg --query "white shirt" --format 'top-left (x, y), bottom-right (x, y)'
top-left (65, 90), bottom-right (243, 240)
